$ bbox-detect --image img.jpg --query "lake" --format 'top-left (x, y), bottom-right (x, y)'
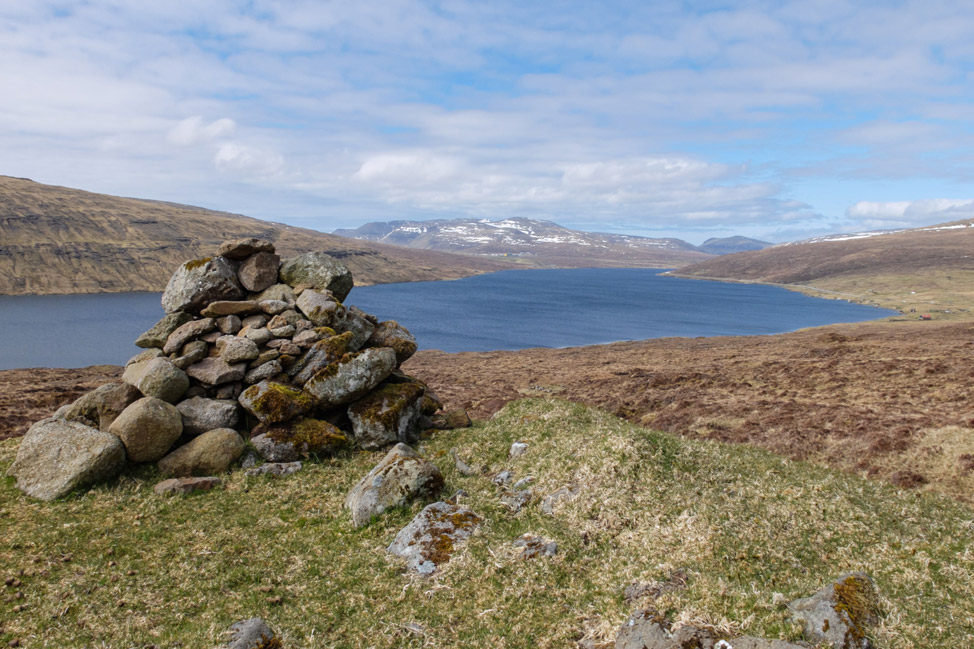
top-left (0, 268), bottom-right (897, 370)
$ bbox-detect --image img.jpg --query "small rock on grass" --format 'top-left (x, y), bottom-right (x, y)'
top-left (225, 617), bottom-right (279, 649)
top-left (345, 443), bottom-right (444, 528)
top-left (244, 461), bottom-right (303, 478)
top-left (513, 534), bottom-right (557, 559)
top-left (153, 476), bottom-right (222, 495)
top-left (387, 501), bottom-right (483, 575)
top-left (787, 573), bottom-right (879, 649)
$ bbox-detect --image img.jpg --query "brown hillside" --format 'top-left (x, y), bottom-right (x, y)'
top-left (675, 222), bottom-right (974, 313)
top-left (0, 176), bottom-right (515, 295)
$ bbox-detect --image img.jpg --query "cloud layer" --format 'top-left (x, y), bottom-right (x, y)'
top-left (2, 1), bottom-right (973, 242)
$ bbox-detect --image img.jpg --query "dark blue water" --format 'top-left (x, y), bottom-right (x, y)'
top-left (0, 269), bottom-right (896, 369)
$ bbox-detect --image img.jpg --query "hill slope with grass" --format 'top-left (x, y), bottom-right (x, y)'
top-left (2, 398), bottom-right (971, 648)
top-left (674, 221), bottom-right (974, 314)
top-left (0, 176), bottom-right (515, 296)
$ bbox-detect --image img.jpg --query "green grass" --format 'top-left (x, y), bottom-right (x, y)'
top-left (2, 398), bottom-right (974, 648)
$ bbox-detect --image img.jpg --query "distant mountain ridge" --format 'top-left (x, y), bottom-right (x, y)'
top-left (697, 235), bottom-right (772, 255)
top-left (0, 176), bottom-right (515, 296)
top-left (334, 217), bottom-right (714, 268)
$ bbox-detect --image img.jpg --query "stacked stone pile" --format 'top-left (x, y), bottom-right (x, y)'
top-left (8, 238), bottom-right (449, 501)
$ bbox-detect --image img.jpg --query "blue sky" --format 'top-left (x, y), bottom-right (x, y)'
top-left (2, 1), bottom-right (974, 244)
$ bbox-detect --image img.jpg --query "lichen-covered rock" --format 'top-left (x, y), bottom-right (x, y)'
top-left (217, 335), bottom-right (260, 364)
top-left (788, 573), bottom-right (879, 649)
top-left (347, 382), bottom-right (424, 450)
top-left (250, 417), bottom-right (348, 461)
top-left (53, 382), bottom-right (142, 431)
top-left (176, 397), bottom-right (239, 436)
top-left (295, 289), bottom-right (346, 327)
top-left (185, 357), bottom-right (247, 386)
top-left (157, 428), bottom-right (245, 477)
top-left (288, 331), bottom-right (357, 386)
top-left (133, 357), bottom-right (189, 403)
top-left (238, 380), bottom-right (315, 424)
top-left (251, 283), bottom-right (295, 307)
top-left (217, 238), bottom-right (275, 260)
top-left (162, 317), bottom-right (217, 355)
top-left (339, 308), bottom-right (375, 349)
top-left (161, 256), bottom-right (244, 314)
top-left (345, 443), bottom-right (444, 527)
top-left (717, 638), bottom-right (810, 649)
top-left (135, 312), bottom-right (194, 349)
top-left (303, 347), bottom-right (397, 410)
top-left (279, 251), bottom-right (353, 301)
top-left (108, 397), bottom-right (183, 463)
top-left (7, 418), bottom-right (126, 501)
top-left (387, 501), bottom-right (483, 575)
top-left (244, 461), bottom-right (303, 477)
top-left (366, 320), bottom-right (418, 365)
top-left (200, 300), bottom-right (262, 317)
top-left (238, 251), bottom-right (281, 292)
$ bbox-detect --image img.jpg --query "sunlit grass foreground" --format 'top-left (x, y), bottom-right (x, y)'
top-left (2, 398), bottom-right (972, 648)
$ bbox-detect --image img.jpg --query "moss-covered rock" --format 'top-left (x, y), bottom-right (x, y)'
top-left (238, 380), bottom-right (315, 425)
top-left (288, 331), bottom-right (358, 386)
top-left (365, 320), bottom-right (418, 365)
top-left (387, 501), bottom-right (483, 575)
top-left (788, 572), bottom-right (880, 649)
top-left (347, 382), bottom-right (424, 450)
top-left (250, 417), bottom-right (349, 461)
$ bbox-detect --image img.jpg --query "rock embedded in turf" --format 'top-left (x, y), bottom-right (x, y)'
top-left (345, 443), bottom-right (444, 528)
top-left (8, 418), bottom-right (126, 501)
top-left (717, 638), bottom-right (811, 648)
top-left (303, 347), bottom-right (397, 410)
top-left (244, 461), bottom-right (303, 477)
top-left (161, 256), bottom-right (244, 314)
top-left (513, 534), bottom-right (557, 559)
top-left (157, 428), bottom-right (245, 477)
top-left (108, 397), bottom-right (183, 463)
top-left (387, 501), bottom-right (483, 575)
top-left (347, 382), bottom-right (425, 450)
top-left (279, 251), bottom-right (354, 301)
top-left (135, 311), bottom-right (194, 349)
top-left (788, 573), bottom-right (879, 649)
top-left (224, 617), bottom-right (279, 649)
top-left (153, 476), bottom-right (222, 495)
top-left (132, 357), bottom-right (189, 404)
top-left (176, 396), bottom-right (239, 436)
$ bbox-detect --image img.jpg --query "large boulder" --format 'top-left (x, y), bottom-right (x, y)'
top-left (132, 358), bottom-right (189, 404)
top-left (238, 380), bottom-right (315, 424)
top-left (161, 256), bottom-right (244, 314)
top-left (157, 428), bottom-right (245, 477)
top-left (53, 382), bottom-right (142, 431)
top-left (7, 418), bottom-right (126, 501)
top-left (238, 251), bottom-right (281, 293)
top-left (250, 417), bottom-right (348, 461)
top-left (347, 382), bottom-right (424, 450)
top-left (176, 397), bottom-right (239, 436)
top-left (108, 397), bottom-right (183, 463)
top-left (279, 252), bottom-right (353, 302)
top-left (387, 501), bottom-right (483, 575)
top-left (788, 573), bottom-right (879, 649)
top-left (344, 443), bottom-right (443, 527)
top-left (366, 321), bottom-right (417, 365)
top-left (134, 312), bottom-right (194, 349)
top-left (303, 348), bottom-right (397, 410)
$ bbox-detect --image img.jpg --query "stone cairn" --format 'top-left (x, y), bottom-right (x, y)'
top-left (8, 238), bottom-right (452, 501)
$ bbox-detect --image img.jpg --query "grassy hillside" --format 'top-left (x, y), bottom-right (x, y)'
top-left (2, 399), bottom-right (972, 648)
top-left (675, 221), bottom-right (974, 314)
top-left (0, 176), bottom-right (514, 296)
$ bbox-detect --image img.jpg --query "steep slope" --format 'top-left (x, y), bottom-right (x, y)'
top-left (675, 221), bottom-right (974, 312)
top-left (334, 217), bottom-right (714, 268)
top-left (0, 176), bottom-right (515, 296)
top-left (697, 235), bottom-right (771, 255)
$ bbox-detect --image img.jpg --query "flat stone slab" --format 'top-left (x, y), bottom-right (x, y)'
top-left (153, 476), bottom-right (222, 495)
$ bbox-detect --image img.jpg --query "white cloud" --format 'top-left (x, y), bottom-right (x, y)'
top-left (167, 116), bottom-right (236, 146)
top-left (846, 198), bottom-right (974, 229)
top-left (214, 143), bottom-right (284, 178)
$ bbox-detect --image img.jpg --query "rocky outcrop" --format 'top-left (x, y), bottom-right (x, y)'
top-left (6, 418), bottom-right (127, 501)
top-left (11, 238), bottom-right (446, 500)
top-left (345, 443), bottom-right (444, 527)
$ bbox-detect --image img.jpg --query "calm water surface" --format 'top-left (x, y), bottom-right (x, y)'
top-left (0, 269), bottom-right (897, 369)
